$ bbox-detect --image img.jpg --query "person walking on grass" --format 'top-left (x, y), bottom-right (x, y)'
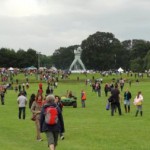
top-left (29, 93), bottom-right (36, 109)
top-left (0, 89), bottom-right (5, 105)
top-left (104, 83), bottom-right (109, 97)
top-left (54, 95), bottom-right (65, 140)
top-left (40, 95), bottom-right (64, 150)
top-left (133, 91), bottom-right (143, 117)
top-left (110, 85), bottom-right (122, 116)
top-left (17, 91), bottom-right (27, 119)
top-left (31, 94), bottom-right (43, 141)
top-left (81, 90), bottom-right (86, 108)
top-left (124, 88), bottom-right (132, 113)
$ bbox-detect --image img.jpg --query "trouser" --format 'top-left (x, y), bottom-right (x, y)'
top-left (124, 105), bottom-right (130, 113)
top-left (35, 119), bottom-right (41, 139)
top-left (18, 107), bottom-right (26, 119)
top-left (135, 105), bottom-right (143, 116)
top-left (111, 102), bottom-right (122, 116)
top-left (81, 100), bottom-right (86, 108)
top-left (45, 131), bottom-right (59, 147)
top-left (97, 90), bottom-right (101, 97)
top-left (1, 97), bottom-right (4, 105)
top-left (124, 99), bottom-right (130, 113)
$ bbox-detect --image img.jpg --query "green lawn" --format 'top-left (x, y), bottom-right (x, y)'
top-left (0, 73), bottom-right (150, 150)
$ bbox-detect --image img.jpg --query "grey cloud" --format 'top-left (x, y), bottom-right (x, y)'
top-left (0, 0), bottom-right (150, 55)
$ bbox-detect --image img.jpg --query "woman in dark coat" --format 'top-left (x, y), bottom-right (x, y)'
top-left (40, 95), bottom-right (64, 150)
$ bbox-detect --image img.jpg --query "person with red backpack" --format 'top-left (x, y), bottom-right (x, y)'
top-left (40, 95), bottom-right (64, 150)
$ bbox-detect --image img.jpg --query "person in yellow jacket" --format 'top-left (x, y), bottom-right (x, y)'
top-left (81, 90), bottom-right (86, 108)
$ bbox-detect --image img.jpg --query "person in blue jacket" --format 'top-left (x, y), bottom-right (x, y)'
top-left (124, 88), bottom-right (132, 113)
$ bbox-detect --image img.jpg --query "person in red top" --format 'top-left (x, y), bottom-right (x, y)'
top-left (39, 82), bottom-right (43, 89)
top-left (81, 90), bottom-right (86, 108)
top-left (38, 87), bottom-right (43, 95)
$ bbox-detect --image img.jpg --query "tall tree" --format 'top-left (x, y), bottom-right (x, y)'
top-left (130, 57), bottom-right (144, 72)
top-left (130, 40), bottom-right (150, 59)
top-left (81, 31), bottom-right (125, 70)
top-left (16, 49), bottom-right (28, 68)
top-left (26, 49), bottom-right (37, 67)
top-left (122, 40), bottom-right (132, 50)
top-left (144, 50), bottom-right (150, 70)
top-left (0, 48), bottom-right (17, 67)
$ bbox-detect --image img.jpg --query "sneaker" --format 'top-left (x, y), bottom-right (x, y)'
top-left (37, 139), bottom-right (43, 142)
top-left (60, 136), bottom-right (64, 140)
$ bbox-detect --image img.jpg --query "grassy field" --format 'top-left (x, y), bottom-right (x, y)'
top-left (0, 73), bottom-right (150, 150)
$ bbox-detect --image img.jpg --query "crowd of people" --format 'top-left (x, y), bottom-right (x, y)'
top-left (0, 72), bottom-right (146, 150)
top-left (16, 81), bottom-right (65, 150)
top-left (88, 77), bottom-right (144, 118)
top-left (105, 81), bottom-right (144, 117)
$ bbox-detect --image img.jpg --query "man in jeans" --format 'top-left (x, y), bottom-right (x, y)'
top-left (111, 85), bottom-right (122, 116)
top-left (17, 92), bottom-right (27, 119)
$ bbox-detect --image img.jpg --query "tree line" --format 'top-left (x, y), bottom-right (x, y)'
top-left (0, 48), bottom-right (52, 69)
top-left (0, 31), bottom-right (150, 72)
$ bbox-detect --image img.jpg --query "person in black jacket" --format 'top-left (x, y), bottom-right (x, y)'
top-left (29, 93), bottom-right (36, 109)
top-left (0, 90), bottom-right (5, 105)
top-left (46, 85), bottom-right (51, 95)
top-left (124, 89), bottom-right (132, 113)
top-left (54, 95), bottom-right (65, 140)
top-left (111, 85), bottom-right (122, 116)
top-left (40, 95), bottom-right (64, 150)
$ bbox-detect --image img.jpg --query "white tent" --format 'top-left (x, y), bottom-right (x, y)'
top-left (26, 66), bottom-right (37, 70)
top-left (50, 66), bottom-right (57, 71)
top-left (8, 67), bottom-right (14, 71)
top-left (118, 67), bottom-right (124, 73)
top-left (39, 67), bottom-right (47, 71)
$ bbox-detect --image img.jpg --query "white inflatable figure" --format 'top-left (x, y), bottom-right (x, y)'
top-left (69, 47), bottom-right (86, 71)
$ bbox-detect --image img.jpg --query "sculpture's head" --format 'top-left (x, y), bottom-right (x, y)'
top-left (77, 46), bottom-right (82, 52)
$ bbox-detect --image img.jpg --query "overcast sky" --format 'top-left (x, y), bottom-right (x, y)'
top-left (0, 0), bottom-right (150, 55)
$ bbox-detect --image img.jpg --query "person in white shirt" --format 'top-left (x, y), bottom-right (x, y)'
top-left (17, 92), bottom-right (27, 119)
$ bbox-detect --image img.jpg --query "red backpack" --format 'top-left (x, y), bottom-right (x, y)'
top-left (45, 106), bottom-right (58, 125)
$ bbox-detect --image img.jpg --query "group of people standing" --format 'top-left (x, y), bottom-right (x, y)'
top-left (91, 82), bottom-right (101, 97)
top-left (107, 84), bottom-right (144, 117)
